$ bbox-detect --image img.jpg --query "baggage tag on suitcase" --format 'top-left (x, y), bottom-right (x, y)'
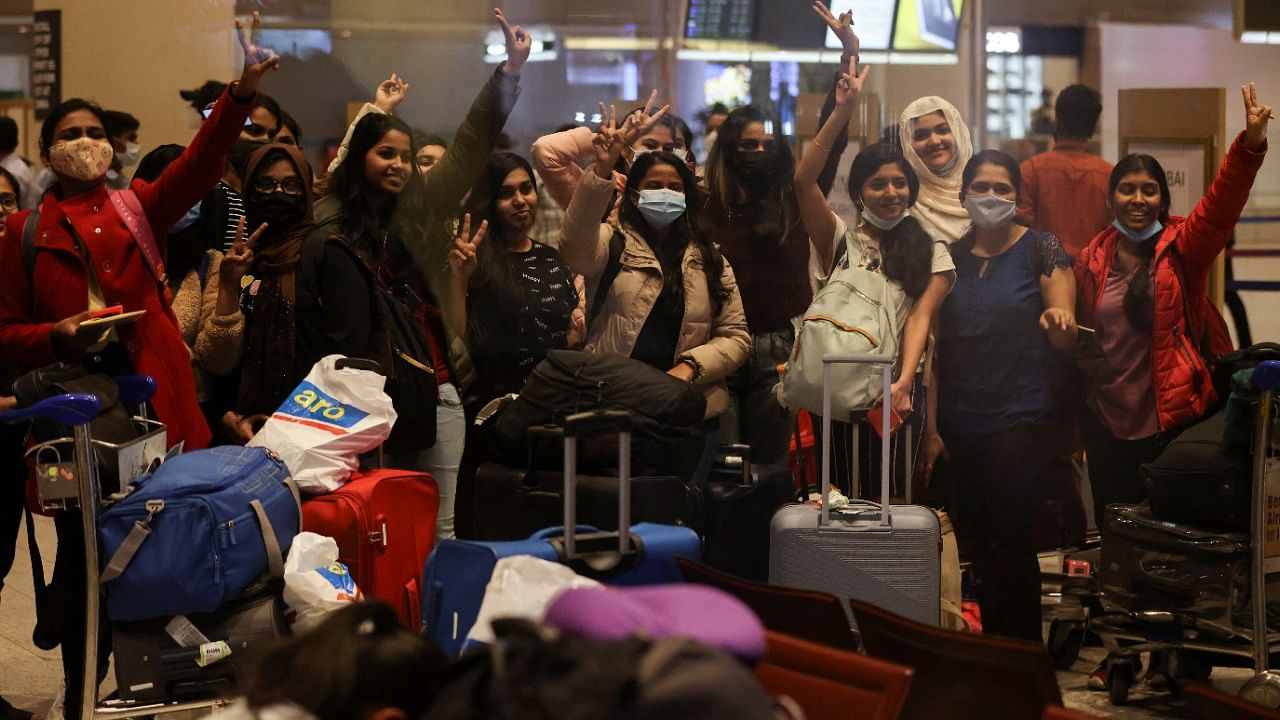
top-left (769, 354), bottom-right (942, 626)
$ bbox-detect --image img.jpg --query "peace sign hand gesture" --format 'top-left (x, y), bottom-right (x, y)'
top-left (375, 72), bottom-right (411, 114)
top-left (834, 65), bottom-right (872, 109)
top-left (1242, 81), bottom-right (1274, 150)
top-left (220, 216), bottom-right (264, 288)
top-left (811, 1), bottom-right (859, 57)
top-left (234, 12), bottom-right (280, 100)
top-left (449, 213), bottom-right (488, 283)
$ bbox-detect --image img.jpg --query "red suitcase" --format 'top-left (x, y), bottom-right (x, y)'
top-left (301, 469), bottom-right (439, 629)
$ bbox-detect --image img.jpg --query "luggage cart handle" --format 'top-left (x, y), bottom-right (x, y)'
top-left (113, 375), bottom-right (156, 409)
top-left (0, 392), bottom-right (100, 427)
top-left (1254, 360), bottom-right (1280, 392)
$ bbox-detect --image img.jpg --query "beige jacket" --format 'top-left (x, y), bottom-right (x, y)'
top-left (171, 250), bottom-right (244, 402)
top-left (559, 171), bottom-right (750, 417)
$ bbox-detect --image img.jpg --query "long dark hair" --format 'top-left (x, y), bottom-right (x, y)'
top-left (243, 601), bottom-right (446, 720)
top-left (326, 112), bottom-right (426, 266)
top-left (621, 152), bottom-right (730, 316)
top-left (1110, 154), bottom-right (1171, 331)
top-left (847, 143), bottom-right (934, 298)
top-left (466, 151), bottom-right (540, 322)
top-left (702, 105), bottom-right (796, 244)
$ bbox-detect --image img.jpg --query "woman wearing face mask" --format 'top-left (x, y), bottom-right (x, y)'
top-left (0, 166), bottom-right (21, 238)
top-left (313, 10), bottom-right (529, 541)
top-left (700, 105), bottom-right (826, 467)
top-left (531, 90), bottom-right (689, 215)
top-left (559, 106), bottom-right (749, 480)
top-left (1075, 85), bottom-right (1270, 552)
top-left (223, 143), bottom-right (373, 442)
top-left (899, 97), bottom-right (975, 245)
top-left (796, 70), bottom-right (956, 490)
top-left (451, 152), bottom-right (580, 407)
top-left (935, 149), bottom-right (1077, 642)
top-left (0, 18), bottom-right (275, 720)
top-left (133, 144), bottom-right (248, 440)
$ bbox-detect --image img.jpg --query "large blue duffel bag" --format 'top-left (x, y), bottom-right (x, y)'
top-left (99, 446), bottom-right (301, 622)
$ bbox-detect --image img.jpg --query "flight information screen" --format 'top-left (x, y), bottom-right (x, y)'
top-left (685, 0), bottom-right (755, 41)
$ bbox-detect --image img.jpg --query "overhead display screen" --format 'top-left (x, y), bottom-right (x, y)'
top-left (823, 0), bottom-right (897, 52)
top-left (685, 0), bottom-right (755, 41)
top-left (893, 0), bottom-right (964, 51)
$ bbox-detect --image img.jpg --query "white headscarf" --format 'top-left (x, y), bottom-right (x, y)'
top-left (899, 96), bottom-right (974, 244)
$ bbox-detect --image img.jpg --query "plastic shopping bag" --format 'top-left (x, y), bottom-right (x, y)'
top-left (464, 556), bottom-right (602, 647)
top-left (250, 354), bottom-right (396, 493)
top-left (283, 532), bottom-right (361, 631)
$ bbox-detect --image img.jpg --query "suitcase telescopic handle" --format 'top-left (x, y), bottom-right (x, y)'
top-left (562, 410), bottom-right (632, 558)
top-left (821, 354), bottom-right (893, 528)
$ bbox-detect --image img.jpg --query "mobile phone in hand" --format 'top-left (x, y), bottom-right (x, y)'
top-left (868, 402), bottom-right (904, 437)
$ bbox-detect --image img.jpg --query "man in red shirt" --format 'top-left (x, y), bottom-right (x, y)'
top-left (1019, 84), bottom-right (1113, 259)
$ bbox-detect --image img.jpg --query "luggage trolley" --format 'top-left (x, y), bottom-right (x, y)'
top-left (1089, 359), bottom-right (1280, 708)
top-left (0, 381), bottom-right (231, 719)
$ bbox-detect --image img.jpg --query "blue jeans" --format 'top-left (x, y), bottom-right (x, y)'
top-left (385, 382), bottom-right (466, 540)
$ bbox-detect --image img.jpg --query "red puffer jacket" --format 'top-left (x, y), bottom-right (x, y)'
top-left (1076, 132), bottom-right (1266, 432)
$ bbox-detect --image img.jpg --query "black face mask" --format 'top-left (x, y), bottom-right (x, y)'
top-left (229, 139), bottom-right (268, 179)
top-left (733, 150), bottom-right (785, 191)
top-left (246, 192), bottom-right (307, 231)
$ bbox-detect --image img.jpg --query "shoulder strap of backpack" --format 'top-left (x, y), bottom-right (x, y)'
top-left (21, 207), bottom-right (39, 278)
top-left (108, 188), bottom-right (171, 302)
top-left (295, 230), bottom-right (332, 312)
top-left (588, 230), bottom-right (625, 323)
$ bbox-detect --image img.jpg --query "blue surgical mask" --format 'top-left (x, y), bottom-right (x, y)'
top-left (170, 202), bottom-right (202, 234)
top-left (861, 202), bottom-right (909, 231)
top-left (1112, 218), bottom-right (1163, 244)
top-left (636, 188), bottom-right (686, 229)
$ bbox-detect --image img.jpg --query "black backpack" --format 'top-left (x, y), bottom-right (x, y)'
top-left (491, 350), bottom-right (706, 477)
top-left (296, 234), bottom-right (438, 452)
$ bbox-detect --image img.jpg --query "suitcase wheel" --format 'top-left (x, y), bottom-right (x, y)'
top-left (1047, 619), bottom-right (1084, 671)
top-left (1107, 657), bottom-right (1137, 706)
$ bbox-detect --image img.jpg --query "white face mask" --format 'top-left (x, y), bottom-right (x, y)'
top-left (860, 200), bottom-right (909, 231)
top-left (120, 142), bottom-right (141, 167)
top-left (964, 194), bottom-right (1017, 230)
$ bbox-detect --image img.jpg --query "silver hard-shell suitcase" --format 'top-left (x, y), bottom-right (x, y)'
top-left (769, 354), bottom-right (941, 626)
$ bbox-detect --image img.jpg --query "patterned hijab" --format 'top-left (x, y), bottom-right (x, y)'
top-left (899, 96), bottom-right (974, 244)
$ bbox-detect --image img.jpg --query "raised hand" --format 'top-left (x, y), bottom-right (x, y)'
top-left (591, 102), bottom-right (625, 175)
top-left (220, 216), bottom-right (263, 288)
top-left (617, 89), bottom-right (671, 148)
top-left (234, 12), bottom-right (280, 100)
top-left (1242, 81), bottom-right (1274, 150)
top-left (448, 213), bottom-right (488, 282)
top-left (495, 8), bottom-right (532, 75)
top-left (811, 1), bottom-right (859, 57)
top-left (374, 72), bottom-right (411, 114)
top-left (834, 66), bottom-right (871, 109)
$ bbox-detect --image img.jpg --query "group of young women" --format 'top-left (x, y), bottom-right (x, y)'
top-left (0, 8), bottom-right (1274, 717)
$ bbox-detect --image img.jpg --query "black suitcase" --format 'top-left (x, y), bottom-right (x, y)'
top-left (1142, 410), bottom-right (1251, 531)
top-left (470, 462), bottom-right (701, 541)
top-left (112, 579), bottom-right (286, 704)
top-left (702, 445), bottom-right (796, 582)
top-left (1098, 504), bottom-right (1280, 640)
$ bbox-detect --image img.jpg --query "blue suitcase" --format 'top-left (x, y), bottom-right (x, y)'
top-left (422, 411), bottom-right (702, 656)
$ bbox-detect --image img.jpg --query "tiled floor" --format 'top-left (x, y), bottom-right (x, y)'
top-left (0, 513), bottom-right (1271, 719)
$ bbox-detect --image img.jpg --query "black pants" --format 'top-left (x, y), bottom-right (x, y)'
top-left (53, 510), bottom-right (110, 720)
top-left (943, 425), bottom-right (1048, 643)
top-left (1079, 410), bottom-right (1170, 524)
top-left (0, 424), bottom-right (25, 592)
top-left (723, 330), bottom-right (794, 466)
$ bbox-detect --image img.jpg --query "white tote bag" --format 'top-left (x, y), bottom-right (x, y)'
top-left (249, 354), bottom-right (397, 494)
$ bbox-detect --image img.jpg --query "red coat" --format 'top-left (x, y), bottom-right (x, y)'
top-left (1076, 132), bottom-right (1266, 432)
top-left (0, 87), bottom-right (254, 450)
